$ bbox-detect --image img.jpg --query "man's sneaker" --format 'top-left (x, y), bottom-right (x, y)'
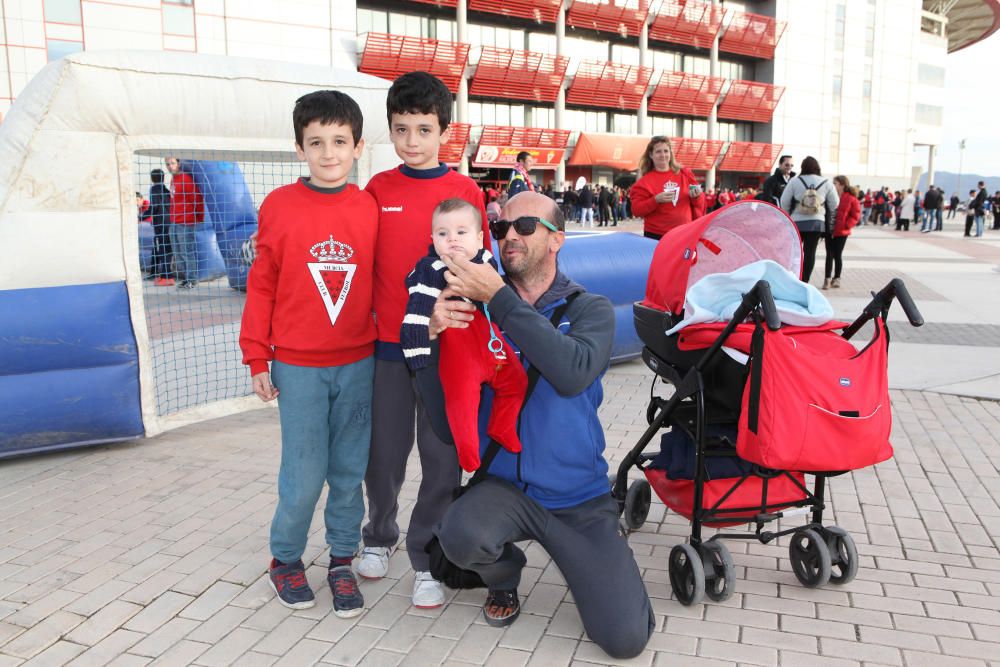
top-left (483, 588), bottom-right (520, 627)
top-left (356, 546), bottom-right (392, 580)
top-left (154, 277), bottom-right (174, 286)
top-left (268, 559), bottom-right (315, 609)
top-left (328, 566), bottom-right (365, 618)
top-left (412, 571), bottom-right (445, 609)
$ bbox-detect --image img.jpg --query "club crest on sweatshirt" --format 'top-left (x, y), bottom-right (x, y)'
top-left (308, 235), bottom-right (357, 327)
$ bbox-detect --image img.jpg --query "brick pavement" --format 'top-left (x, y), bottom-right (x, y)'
top-left (2, 358), bottom-right (1000, 666)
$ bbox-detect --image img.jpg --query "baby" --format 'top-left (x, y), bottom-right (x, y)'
top-left (401, 198), bottom-right (527, 472)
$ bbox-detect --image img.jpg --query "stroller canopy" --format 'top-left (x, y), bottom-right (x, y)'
top-left (644, 201), bottom-right (802, 315)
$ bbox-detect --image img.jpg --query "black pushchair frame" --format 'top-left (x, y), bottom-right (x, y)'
top-left (612, 278), bottom-right (923, 605)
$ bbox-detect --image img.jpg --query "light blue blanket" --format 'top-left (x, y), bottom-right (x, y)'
top-left (666, 259), bottom-right (834, 335)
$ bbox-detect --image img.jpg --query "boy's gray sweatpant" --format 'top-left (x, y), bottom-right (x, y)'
top-left (437, 477), bottom-right (655, 660)
top-left (363, 359), bottom-right (461, 571)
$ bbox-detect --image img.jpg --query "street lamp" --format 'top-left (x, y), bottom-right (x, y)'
top-left (957, 138), bottom-right (966, 196)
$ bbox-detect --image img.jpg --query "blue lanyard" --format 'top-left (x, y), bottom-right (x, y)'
top-left (482, 303), bottom-right (506, 360)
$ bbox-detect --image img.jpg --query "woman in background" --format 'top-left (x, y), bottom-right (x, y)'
top-left (823, 175), bottom-right (861, 290)
top-left (630, 136), bottom-right (705, 240)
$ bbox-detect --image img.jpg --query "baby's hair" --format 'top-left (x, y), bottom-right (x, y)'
top-left (433, 198), bottom-right (482, 226)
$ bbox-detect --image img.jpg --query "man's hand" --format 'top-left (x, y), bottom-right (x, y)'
top-left (252, 371), bottom-right (279, 402)
top-left (440, 254), bottom-right (506, 303)
top-left (428, 287), bottom-right (476, 339)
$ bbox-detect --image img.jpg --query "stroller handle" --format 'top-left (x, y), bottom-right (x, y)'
top-left (842, 278), bottom-right (924, 340)
top-left (732, 280), bottom-right (782, 331)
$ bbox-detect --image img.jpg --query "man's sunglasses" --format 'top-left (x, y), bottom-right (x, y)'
top-left (489, 216), bottom-right (560, 240)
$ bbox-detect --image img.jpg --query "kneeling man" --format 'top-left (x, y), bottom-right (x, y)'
top-left (430, 191), bottom-right (654, 659)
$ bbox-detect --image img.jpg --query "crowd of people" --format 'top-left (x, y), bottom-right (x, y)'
top-left (136, 156), bottom-right (205, 288)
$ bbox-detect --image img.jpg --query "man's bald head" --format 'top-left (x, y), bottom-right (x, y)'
top-left (503, 191), bottom-right (565, 231)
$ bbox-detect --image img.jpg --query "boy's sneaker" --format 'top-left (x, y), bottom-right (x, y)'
top-left (412, 570), bottom-right (445, 609)
top-left (268, 558), bottom-right (315, 609)
top-left (357, 546), bottom-right (393, 579)
top-left (328, 566), bottom-right (365, 618)
top-left (483, 588), bottom-right (520, 627)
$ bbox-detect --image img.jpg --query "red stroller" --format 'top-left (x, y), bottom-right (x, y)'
top-left (612, 201), bottom-right (923, 605)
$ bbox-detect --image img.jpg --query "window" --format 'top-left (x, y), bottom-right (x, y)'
top-left (862, 79), bottom-right (872, 115)
top-left (860, 131), bottom-right (870, 163)
top-left (918, 64), bottom-right (945, 87)
top-left (357, 9), bottom-right (388, 34)
top-left (611, 44), bottom-right (640, 65)
top-left (915, 103), bottom-right (943, 126)
top-left (163, 4), bottom-right (195, 36)
top-left (46, 39), bottom-right (83, 62)
top-left (832, 75), bottom-right (842, 111)
top-left (612, 113), bottom-right (637, 135)
top-left (388, 13), bottom-right (430, 39)
top-left (830, 128), bottom-right (840, 162)
top-left (834, 4), bottom-right (846, 52)
top-left (43, 0), bottom-right (81, 24)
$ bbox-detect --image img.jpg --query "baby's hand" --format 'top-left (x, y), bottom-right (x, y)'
top-left (252, 371), bottom-right (278, 402)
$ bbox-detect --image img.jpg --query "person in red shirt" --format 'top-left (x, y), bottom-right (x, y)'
top-left (358, 71), bottom-right (489, 610)
top-left (165, 156), bottom-right (204, 289)
top-left (629, 136), bottom-right (705, 240)
top-left (239, 90), bottom-right (376, 618)
top-left (823, 175), bottom-right (862, 290)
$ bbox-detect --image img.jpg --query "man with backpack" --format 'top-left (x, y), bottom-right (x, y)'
top-left (780, 156), bottom-right (839, 284)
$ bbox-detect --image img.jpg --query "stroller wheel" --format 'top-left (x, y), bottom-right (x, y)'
top-left (824, 526), bottom-right (859, 585)
top-left (702, 541), bottom-right (736, 602)
top-left (669, 543), bottom-right (705, 606)
top-left (789, 529), bottom-right (832, 588)
top-left (624, 480), bottom-right (651, 531)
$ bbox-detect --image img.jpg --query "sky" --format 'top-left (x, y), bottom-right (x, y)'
top-left (911, 32), bottom-right (1000, 178)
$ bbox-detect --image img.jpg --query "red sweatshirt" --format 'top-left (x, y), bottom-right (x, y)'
top-left (170, 171), bottom-right (204, 225)
top-left (240, 180), bottom-right (378, 376)
top-left (630, 168), bottom-right (705, 237)
top-left (366, 165), bottom-right (489, 347)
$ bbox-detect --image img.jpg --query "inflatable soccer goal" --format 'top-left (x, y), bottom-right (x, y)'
top-left (0, 51), bottom-right (653, 459)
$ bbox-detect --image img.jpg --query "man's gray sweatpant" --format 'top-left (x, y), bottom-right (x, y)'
top-left (437, 477), bottom-right (654, 659)
top-left (363, 359), bottom-right (461, 571)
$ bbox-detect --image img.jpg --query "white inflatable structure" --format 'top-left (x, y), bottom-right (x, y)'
top-left (0, 51), bottom-right (392, 457)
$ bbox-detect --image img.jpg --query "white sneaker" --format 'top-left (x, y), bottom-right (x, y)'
top-left (356, 546), bottom-right (392, 580)
top-left (412, 571), bottom-right (445, 609)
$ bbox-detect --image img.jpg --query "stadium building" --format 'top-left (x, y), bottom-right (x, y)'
top-left (1, 0), bottom-right (996, 190)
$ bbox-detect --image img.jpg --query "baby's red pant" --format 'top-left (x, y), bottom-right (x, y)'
top-left (439, 312), bottom-right (527, 472)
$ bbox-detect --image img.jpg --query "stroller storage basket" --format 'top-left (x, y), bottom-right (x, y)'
top-left (644, 468), bottom-right (807, 528)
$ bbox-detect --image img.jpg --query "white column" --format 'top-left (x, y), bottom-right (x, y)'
top-left (555, 0), bottom-right (567, 188)
top-left (705, 0), bottom-right (721, 192)
top-left (457, 0), bottom-right (470, 175)
top-left (638, 17), bottom-right (648, 135)
top-left (927, 144), bottom-right (936, 187)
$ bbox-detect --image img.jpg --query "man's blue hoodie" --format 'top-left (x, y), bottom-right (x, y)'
top-left (477, 271), bottom-right (615, 509)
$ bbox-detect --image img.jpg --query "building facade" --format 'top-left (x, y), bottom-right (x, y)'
top-left (1, 0), bottom-right (996, 190)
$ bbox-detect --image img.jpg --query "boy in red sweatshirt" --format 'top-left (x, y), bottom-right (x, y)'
top-left (359, 72), bottom-right (489, 608)
top-left (239, 90), bottom-right (377, 618)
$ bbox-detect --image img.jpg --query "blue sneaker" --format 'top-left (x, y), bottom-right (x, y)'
top-left (268, 558), bottom-right (315, 609)
top-left (328, 565), bottom-right (364, 618)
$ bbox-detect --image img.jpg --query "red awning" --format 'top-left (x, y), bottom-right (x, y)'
top-left (468, 0), bottom-right (562, 23)
top-left (440, 123), bottom-right (471, 166)
top-left (566, 60), bottom-right (654, 111)
top-left (647, 70), bottom-right (725, 117)
top-left (671, 138), bottom-right (725, 171)
top-left (717, 80), bottom-right (784, 123)
top-left (359, 33), bottom-right (470, 93)
top-left (719, 11), bottom-right (786, 59)
top-left (470, 46), bottom-right (569, 103)
top-left (566, 0), bottom-right (651, 38)
top-left (649, 0), bottom-right (726, 49)
top-left (567, 132), bottom-right (649, 170)
top-left (718, 142), bottom-right (783, 173)
top-left (473, 125), bottom-right (571, 170)
top-left (405, 0), bottom-right (457, 6)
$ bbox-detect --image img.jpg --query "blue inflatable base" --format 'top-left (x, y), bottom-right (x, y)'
top-left (0, 282), bottom-right (144, 458)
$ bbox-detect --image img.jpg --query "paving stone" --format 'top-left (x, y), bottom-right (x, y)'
top-left (2, 611), bottom-right (85, 659)
top-left (67, 629), bottom-right (144, 667)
